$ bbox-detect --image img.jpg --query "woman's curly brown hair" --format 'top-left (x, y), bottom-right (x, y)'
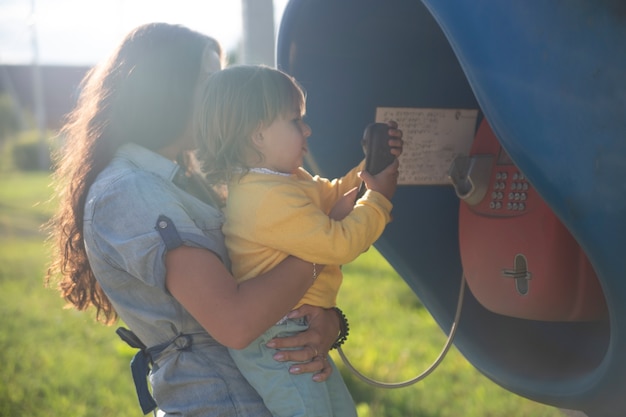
top-left (45, 23), bottom-right (222, 324)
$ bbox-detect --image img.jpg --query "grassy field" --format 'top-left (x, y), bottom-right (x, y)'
top-left (0, 170), bottom-right (566, 417)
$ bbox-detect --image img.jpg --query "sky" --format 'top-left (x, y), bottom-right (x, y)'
top-left (0, 0), bottom-right (289, 66)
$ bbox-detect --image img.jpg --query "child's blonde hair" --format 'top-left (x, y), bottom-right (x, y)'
top-left (194, 65), bottom-right (306, 183)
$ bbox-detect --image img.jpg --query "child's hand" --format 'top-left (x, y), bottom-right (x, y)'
top-left (386, 120), bottom-right (404, 158)
top-left (329, 187), bottom-right (358, 221)
top-left (359, 158), bottom-right (400, 201)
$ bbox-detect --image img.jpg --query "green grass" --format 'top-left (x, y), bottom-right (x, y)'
top-left (0, 171), bottom-right (565, 417)
top-left (0, 171), bottom-right (138, 417)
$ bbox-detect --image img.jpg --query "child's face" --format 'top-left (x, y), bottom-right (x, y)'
top-left (254, 109), bottom-right (311, 174)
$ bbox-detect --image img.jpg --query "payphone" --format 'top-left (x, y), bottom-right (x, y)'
top-left (450, 120), bottom-right (607, 321)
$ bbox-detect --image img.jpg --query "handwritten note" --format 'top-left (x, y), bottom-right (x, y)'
top-left (376, 107), bottom-right (479, 185)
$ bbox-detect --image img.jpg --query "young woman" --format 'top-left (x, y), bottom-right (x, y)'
top-left (46, 23), bottom-right (348, 416)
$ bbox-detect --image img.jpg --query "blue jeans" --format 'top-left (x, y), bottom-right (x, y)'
top-left (228, 317), bottom-right (357, 417)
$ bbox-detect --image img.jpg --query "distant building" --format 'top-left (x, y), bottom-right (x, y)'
top-left (0, 64), bottom-right (91, 131)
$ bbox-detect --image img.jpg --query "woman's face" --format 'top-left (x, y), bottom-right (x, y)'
top-left (174, 48), bottom-right (224, 155)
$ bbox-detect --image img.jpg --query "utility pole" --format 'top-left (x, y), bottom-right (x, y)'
top-left (30, 0), bottom-right (49, 170)
top-left (241, 0), bottom-right (275, 66)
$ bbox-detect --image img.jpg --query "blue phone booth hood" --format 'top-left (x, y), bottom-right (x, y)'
top-left (277, 1), bottom-right (626, 416)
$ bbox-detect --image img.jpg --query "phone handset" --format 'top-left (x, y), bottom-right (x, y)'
top-left (356, 123), bottom-right (396, 199)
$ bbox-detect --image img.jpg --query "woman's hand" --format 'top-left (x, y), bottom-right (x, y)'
top-left (265, 305), bottom-right (340, 382)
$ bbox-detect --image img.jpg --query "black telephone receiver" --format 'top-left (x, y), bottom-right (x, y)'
top-left (356, 123), bottom-right (396, 198)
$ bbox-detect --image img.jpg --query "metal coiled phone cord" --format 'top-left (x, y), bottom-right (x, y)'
top-left (336, 274), bottom-right (466, 388)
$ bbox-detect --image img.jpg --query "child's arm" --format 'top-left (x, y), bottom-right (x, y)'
top-left (328, 187), bottom-right (359, 221)
top-left (246, 163), bottom-right (398, 266)
top-left (315, 121), bottom-right (404, 203)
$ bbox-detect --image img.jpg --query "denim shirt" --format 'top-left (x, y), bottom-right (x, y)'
top-left (83, 143), bottom-right (272, 417)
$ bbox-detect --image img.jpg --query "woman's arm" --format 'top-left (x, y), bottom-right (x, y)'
top-left (165, 247), bottom-right (316, 349)
top-left (166, 250), bottom-right (340, 381)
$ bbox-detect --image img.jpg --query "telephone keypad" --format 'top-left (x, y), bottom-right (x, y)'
top-left (487, 170), bottom-right (531, 213)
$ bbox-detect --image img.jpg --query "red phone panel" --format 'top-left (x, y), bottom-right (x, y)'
top-left (459, 120), bottom-right (607, 321)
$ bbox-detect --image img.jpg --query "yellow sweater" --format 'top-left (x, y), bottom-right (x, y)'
top-left (223, 163), bottom-right (393, 308)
